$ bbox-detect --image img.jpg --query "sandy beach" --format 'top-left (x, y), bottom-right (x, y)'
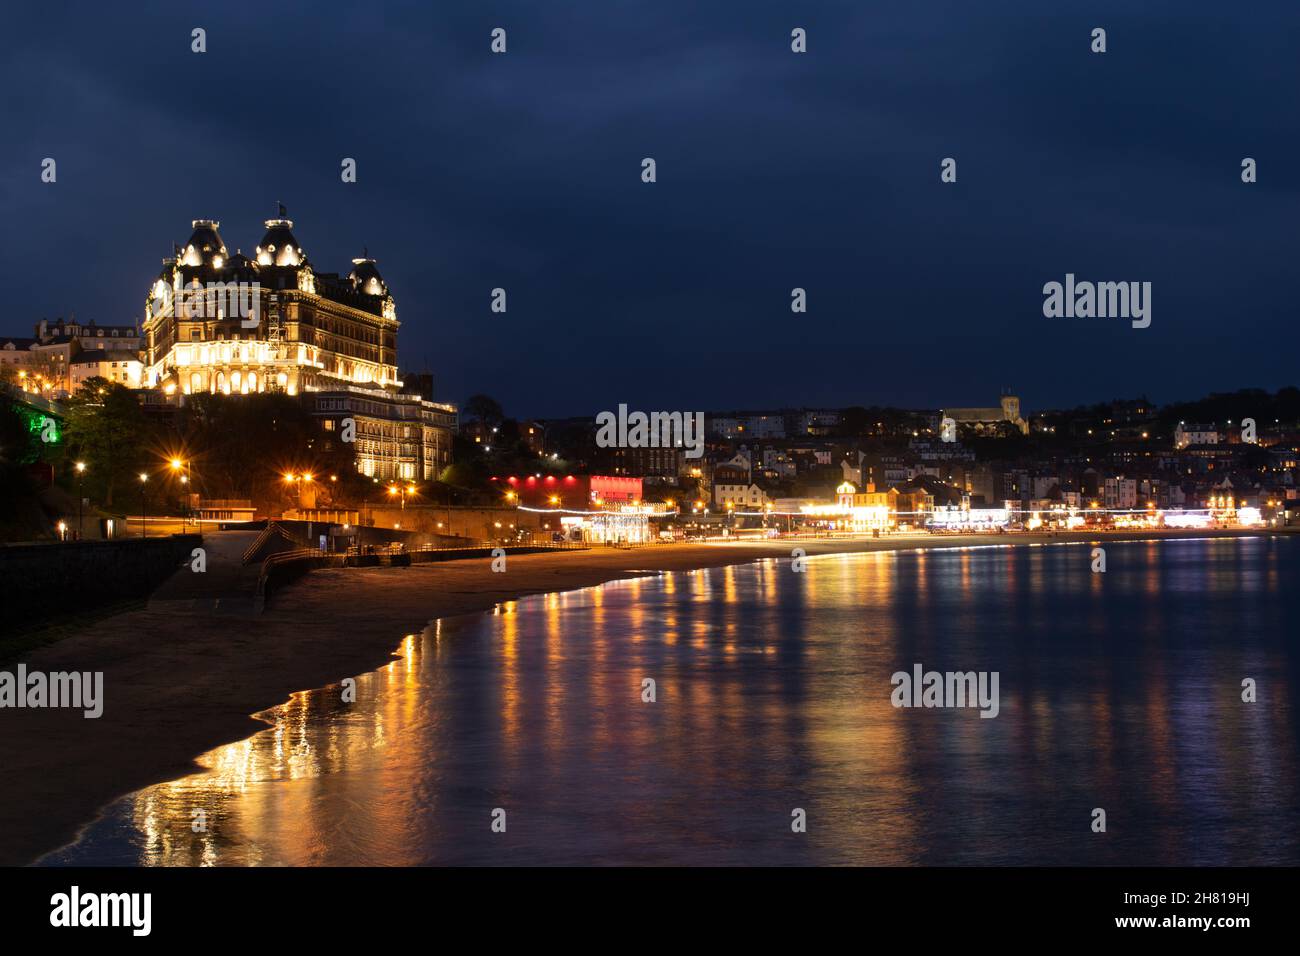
top-left (0, 528), bottom-right (1269, 866)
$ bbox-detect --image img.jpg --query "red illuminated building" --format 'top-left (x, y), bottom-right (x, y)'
top-left (492, 474), bottom-right (643, 510)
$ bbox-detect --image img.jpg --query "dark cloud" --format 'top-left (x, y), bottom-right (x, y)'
top-left (2, 0), bottom-right (1297, 416)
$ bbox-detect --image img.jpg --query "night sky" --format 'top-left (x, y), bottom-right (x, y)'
top-left (2, 1), bottom-right (1297, 417)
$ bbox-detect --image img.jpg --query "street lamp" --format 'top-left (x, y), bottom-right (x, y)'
top-left (74, 461), bottom-right (86, 539)
top-left (386, 482), bottom-right (417, 511)
top-left (139, 472), bottom-right (149, 538)
top-left (169, 457), bottom-right (192, 528)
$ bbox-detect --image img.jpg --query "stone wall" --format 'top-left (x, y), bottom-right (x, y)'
top-left (1, 535), bottom-right (202, 632)
top-left (361, 505), bottom-right (550, 542)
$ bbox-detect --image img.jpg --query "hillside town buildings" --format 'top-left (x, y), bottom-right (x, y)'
top-left (513, 392), bottom-right (1300, 533)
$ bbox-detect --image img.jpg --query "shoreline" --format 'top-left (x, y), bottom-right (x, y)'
top-left (1, 527), bottom-right (1273, 866)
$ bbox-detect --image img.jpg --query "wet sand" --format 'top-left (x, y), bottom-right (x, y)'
top-left (0, 528), bottom-right (1265, 866)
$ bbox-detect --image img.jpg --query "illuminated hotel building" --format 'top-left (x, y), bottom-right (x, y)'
top-left (142, 216), bottom-right (402, 396)
top-left (140, 214), bottom-right (456, 481)
top-left (308, 385), bottom-right (455, 482)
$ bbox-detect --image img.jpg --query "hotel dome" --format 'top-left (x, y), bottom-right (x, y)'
top-left (256, 219), bottom-right (304, 267)
top-left (348, 257), bottom-right (387, 296)
top-left (180, 220), bottom-right (228, 268)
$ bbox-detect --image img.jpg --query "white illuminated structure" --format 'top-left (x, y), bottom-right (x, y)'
top-left (142, 216), bottom-right (401, 397)
top-left (138, 213), bottom-right (457, 482)
top-left (930, 506), bottom-right (1011, 530)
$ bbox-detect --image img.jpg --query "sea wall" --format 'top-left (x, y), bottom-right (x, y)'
top-left (0, 535), bottom-right (202, 633)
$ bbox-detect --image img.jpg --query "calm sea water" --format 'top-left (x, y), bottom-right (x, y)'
top-left (43, 536), bottom-right (1300, 866)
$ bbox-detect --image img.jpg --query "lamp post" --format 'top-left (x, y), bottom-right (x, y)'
top-left (388, 482), bottom-right (417, 511)
top-left (169, 458), bottom-right (189, 529)
top-left (74, 461), bottom-right (86, 539)
top-left (139, 472), bottom-right (149, 538)
top-left (299, 474), bottom-right (315, 543)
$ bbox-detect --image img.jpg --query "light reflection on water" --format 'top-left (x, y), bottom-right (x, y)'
top-left (44, 537), bottom-right (1300, 866)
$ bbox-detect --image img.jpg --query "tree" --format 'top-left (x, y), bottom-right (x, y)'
top-left (0, 392), bottom-right (44, 540)
top-left (174, 392), bottom-right (342, 507)
top-left (0, 392), bottom-right (40, 470)
top-left (463, 394), bottom-right (505, 426)
top-left (23, 353), bottom-right (67, 396)
top-left (63, 378), bottom-right (146, 507)
top-left (439, 434), bottom-right (490, 492)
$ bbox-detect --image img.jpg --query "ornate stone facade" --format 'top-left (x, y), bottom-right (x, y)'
top-left (142, 216), bottom-right (399, 396)
top-left (141, 213), bottom-right (456, 481)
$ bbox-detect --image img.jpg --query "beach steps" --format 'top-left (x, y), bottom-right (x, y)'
top-left (146, 530), bottom-right (263, 618)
